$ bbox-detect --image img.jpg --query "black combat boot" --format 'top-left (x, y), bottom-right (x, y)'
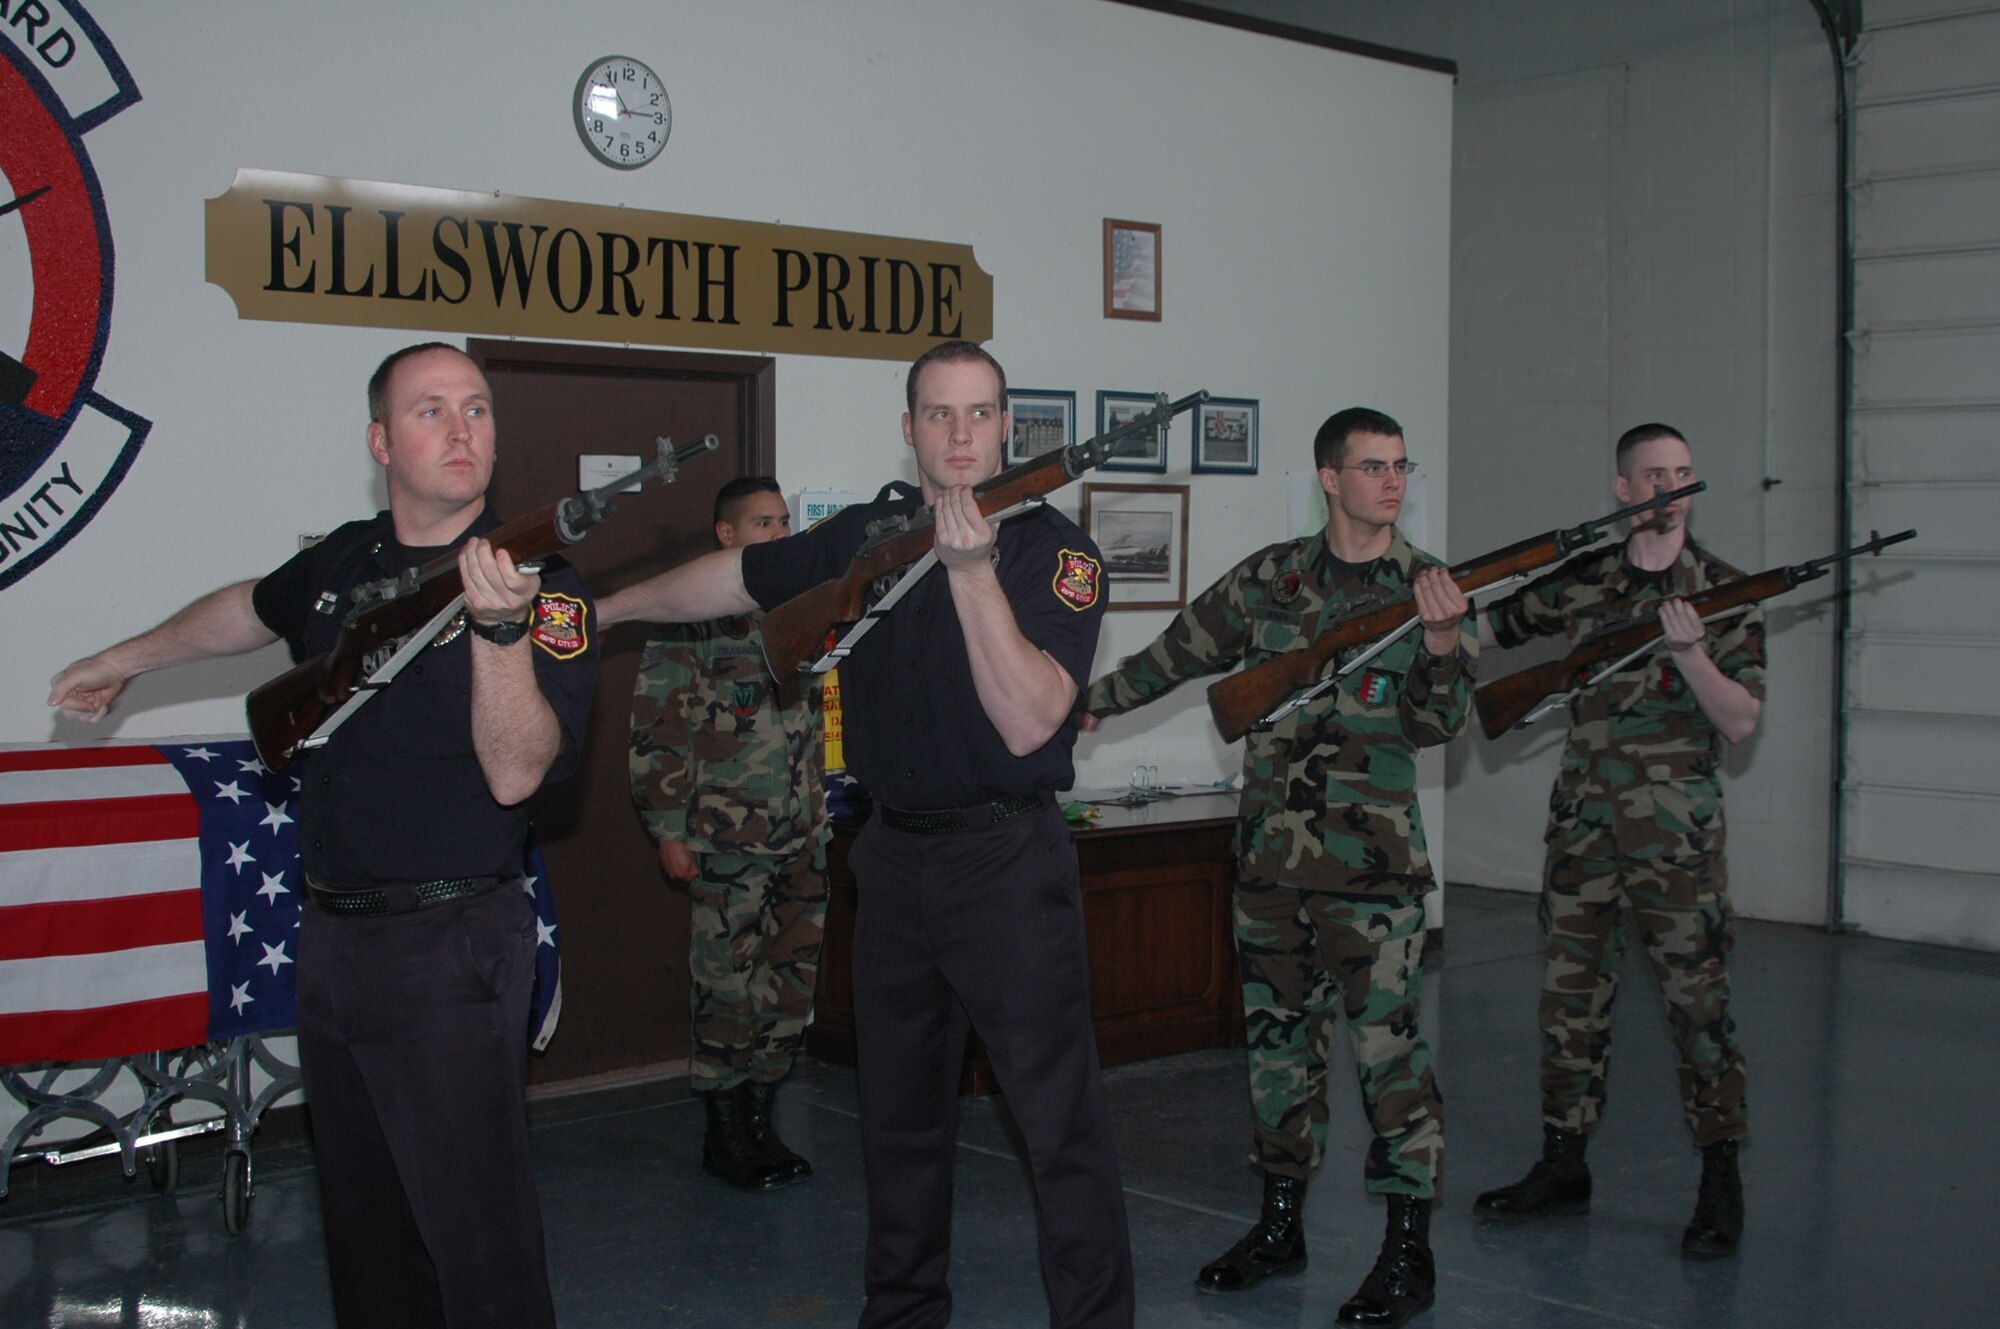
top-left (1473, 1125), bottom-right (1591, 1220)
top-left (1195, 1172), bottom-right (1307, 1293)
top-left (1680, 1138), bottom-right (1743, 1259)
top-left (700, 1087), bottom-right (791, 1191)
top-left (741, 1080), bottom-right (812, 1184)
top-left (1337, 1194), bottom-right (1436, 1328)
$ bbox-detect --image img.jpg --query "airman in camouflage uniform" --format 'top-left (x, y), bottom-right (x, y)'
top-left (629, 478), bottom-right (830, 1191)
top-left (1084, 408), bottom-right (1474, 1329)
top-left (1473, 424), bottom-right (1764, 1260)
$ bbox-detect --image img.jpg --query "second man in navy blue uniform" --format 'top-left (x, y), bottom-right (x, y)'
top-left (600, 340), bottom-right (1132, 1328)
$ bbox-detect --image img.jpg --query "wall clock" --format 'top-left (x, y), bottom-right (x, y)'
top-left (573, 56), bottom-right (671, 169)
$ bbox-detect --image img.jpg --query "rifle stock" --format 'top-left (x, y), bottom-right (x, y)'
top-left (1471, 658), bottom-right (1586, 739)
top-left (1203, 483), bottom-right (1706, 743)
top-left (761, 390), bottom-right (1209, 676)
top-left (1471, 527), bottom-right (1916, 739)
top-left (246, 434), bottom-right (719, 770)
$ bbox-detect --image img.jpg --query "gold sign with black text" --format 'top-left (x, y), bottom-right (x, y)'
top-left (204, 170), bottom-right (993, 360)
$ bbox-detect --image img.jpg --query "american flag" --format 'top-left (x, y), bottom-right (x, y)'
top-left (1111, 227), bottom-right (1157, 314)
top-left (0, 740), bottom-right (562, 1062)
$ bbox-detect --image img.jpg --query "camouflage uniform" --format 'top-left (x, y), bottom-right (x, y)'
top-left (1483, 540), bottom-right (1765, 1148)
top-left (629, 614), bottom-right (831, 1094)
top-left (1086, 531), bottom-right (1475, 1197)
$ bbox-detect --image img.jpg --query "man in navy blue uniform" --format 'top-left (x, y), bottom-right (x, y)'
top-left (600, 339), bottom-right (1132, 1328)
top-left (50, 342), bottom-right (598, 1329)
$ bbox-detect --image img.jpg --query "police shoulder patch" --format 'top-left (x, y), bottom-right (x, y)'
top-left (531, 592), bottom-right (589, 659)
top-left (1053, 549), bottom-right (1103, 612)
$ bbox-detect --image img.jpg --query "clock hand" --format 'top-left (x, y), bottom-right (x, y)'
top-left (0, 184), bottom-right (52, 220)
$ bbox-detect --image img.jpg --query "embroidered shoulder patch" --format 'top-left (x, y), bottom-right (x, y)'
top-left (532, 593), bottom-right (589, 659)
top-left (1356, 669), bottom-right (1395, 706)
top-left (1053, 549), bottom-right (1103, 612)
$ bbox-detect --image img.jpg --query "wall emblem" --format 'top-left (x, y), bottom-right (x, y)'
top-left (1, 5), bottom-right (149, 590)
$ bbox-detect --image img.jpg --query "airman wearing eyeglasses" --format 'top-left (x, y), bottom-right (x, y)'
top-left (1077, 407), bottom-right (1475, 1329)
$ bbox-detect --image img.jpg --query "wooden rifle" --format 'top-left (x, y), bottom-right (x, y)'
top-left (1473, 527), bottom-right (1917, 739)
top-left (1203, 482), bottom-right (1705, 743)
top-left (245, 434), bottom-right (720, 771)
top-left (760, 390), bottom-right (1209, 677)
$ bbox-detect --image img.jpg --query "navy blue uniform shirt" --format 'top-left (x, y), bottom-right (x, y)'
top-left (742, 483), bottom-right (1106, 810)
top-left (253, 508), bottom-right (598, 884)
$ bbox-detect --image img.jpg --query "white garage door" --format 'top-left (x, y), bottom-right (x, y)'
top-left (1842, 0), bottom-right (2000, 946)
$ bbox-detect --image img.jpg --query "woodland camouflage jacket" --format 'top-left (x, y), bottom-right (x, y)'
top-left (629, 614), bottom-right (828, 858)
top-left (1483, 540), bottom-right (1767, 861)
top-left (1085, 529), bottom-right (1475, 896)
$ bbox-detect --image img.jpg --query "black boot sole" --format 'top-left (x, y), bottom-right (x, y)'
top-left (1680, 1234), bottom-right (1739, 1260)
top-left (1194, 1257), bottom-right (1306, 1295)
top-left (1473, 1196), bottom-right (1590, 1223)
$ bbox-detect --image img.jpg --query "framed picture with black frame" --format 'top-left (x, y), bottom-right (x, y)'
top-left (1096, 390), bottom-right (1170, 473)
top-left (1005, 389), bottom-right (1076, 465)
top-left (1193, 397), bottom-right (1259, 475)
top-left (1080, 482), bottom-right (1190, 611)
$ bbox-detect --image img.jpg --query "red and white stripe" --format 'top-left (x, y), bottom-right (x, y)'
top-left (0, 745), bottom-right (206, 1061)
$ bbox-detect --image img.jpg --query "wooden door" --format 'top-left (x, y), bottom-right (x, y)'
top-left (469, 339), bottom-right (774, 1086)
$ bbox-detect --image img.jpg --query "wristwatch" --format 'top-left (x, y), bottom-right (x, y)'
top-left (469, 609), bottom-right (535, 646)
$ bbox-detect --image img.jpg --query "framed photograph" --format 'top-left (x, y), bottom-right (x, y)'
top-left (1193, 397), bottom-right (1260, 474)
top-left (1103, 219), bottom-right (1161, 321)
top-left (1005, 389), bottom-right (1076, 465)
top-left (1096, 391), bottom-right (1170, 473)
top-left (1081, 482), bottom-right (1190, 611)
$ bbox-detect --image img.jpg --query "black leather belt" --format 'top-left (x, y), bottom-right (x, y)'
top-left (306, 874), bottom-right (507, 917)
top-left (875, 792), bottom-right (1047, 835)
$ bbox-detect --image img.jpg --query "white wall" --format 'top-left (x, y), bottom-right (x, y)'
top-left (11, 2), bottom-right (1453, 753)
top-left (1207, 0), bottom-right (1843, 925)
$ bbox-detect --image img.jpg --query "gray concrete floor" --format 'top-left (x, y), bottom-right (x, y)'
top-left (4, 884), bottom-right (1999, 1327)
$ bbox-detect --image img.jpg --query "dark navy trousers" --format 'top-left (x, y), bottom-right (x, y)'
top-left (849, 803), bottom-right (1134, 1329)
top-left (296, 883), bottom-right (556, 1329)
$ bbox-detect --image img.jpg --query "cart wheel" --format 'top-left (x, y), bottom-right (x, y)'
top-left (221, 1150), bottom-right (253, 1234)
top-left (144, 1139), bottom-right (181, 1193)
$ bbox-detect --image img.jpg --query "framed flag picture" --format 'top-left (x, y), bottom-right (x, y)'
top-left (1103, 219), bottom-right (1161, 321)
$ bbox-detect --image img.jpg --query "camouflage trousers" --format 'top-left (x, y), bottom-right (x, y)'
top-left (687, 844), bottom-right (829, 1093)
top-left (1235, 881), bottom-right (1443, 1197)
top-left (1537, 851), bottom-right (1747, 1147)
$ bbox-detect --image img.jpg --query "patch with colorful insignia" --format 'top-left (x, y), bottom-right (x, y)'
top-left (1053, 548), bottom-right (1102, 611)
top-left (1356, 669), bottom-right (1395, 706)
top-left (531, 592), bottom-right (588, 659)
top-left (1655, 660), bottom-right (1684, 697)
top-left (1273, 570), bottom-right (1304, 604)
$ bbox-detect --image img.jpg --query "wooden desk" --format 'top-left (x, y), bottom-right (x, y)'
top-left (805, 791), bottom-right (1244, 1092)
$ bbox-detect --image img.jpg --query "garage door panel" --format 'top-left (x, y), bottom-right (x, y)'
top-left (1849, 711), bottom-right (2000, 789)
top-left (1853, 327), bottom-right (2000, 403)
top-left (1855, 249), bottom-right (2000, 326)
top-left (1854, 12), bottom-right (2000, 104)
top-left (1856, 93), bottom-right (2000, 177)
top-left (1853, 172), bottom-right (2000, 253)
top-left (1855, 405), bottom-right (2000, 482)
top-left (1847, 788), bottom-right (1995, 877)
top-left (1849, 636), bottom-right (1999, 715)
top-left (1843, 560), bottom-right (1997, 635)
top-left (1849, 480), bottom-right (1996, 535)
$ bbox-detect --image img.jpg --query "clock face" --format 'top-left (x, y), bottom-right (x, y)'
top-left (573, 56), bottom-right (671, 170)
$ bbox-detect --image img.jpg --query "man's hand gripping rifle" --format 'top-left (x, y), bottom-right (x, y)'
top-left (1473, 527), bottom-right (1917, 739)
top-left (759, 390), bottom-right (1210, 678)
top-left (245, 434), bottom-right (720, 771)
top-left (1204, 482), bottom-right (1706, 743)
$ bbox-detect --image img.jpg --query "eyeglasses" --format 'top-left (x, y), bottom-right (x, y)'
top-left (1330, 460), bottom-right (1419, 479)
